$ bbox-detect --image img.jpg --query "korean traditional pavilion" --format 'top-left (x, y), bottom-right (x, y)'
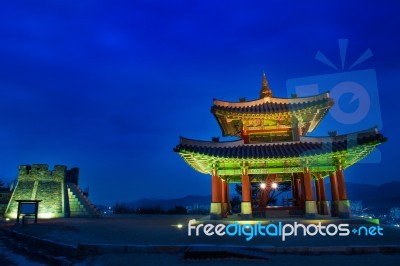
top-left (174, 74), bottom-right (386, 219)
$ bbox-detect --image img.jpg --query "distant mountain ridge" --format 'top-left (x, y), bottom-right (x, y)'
top-left (126, 195), bottom-right (211, 210)
top-left (123, 181), bottom-right (400, 212)
top-left (327, 181), bottom-right (400, 202)
top-left (344, 181), bottom-right (400, 213)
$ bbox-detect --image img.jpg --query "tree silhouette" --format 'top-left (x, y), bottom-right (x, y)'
top-left (0, 180), bottom-right (8, 191)
top-left (230, 195), bottom-right (241, 213)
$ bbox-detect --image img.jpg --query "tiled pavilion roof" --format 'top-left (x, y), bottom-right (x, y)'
top-left (211, 92), bottom-right (334, 136)
top-left (174, 128), bottom-right (387, 177)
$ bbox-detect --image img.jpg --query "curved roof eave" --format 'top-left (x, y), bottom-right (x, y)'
top-left (213, 91), bottom-right (331, 108)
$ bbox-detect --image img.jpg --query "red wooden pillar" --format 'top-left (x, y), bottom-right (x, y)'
top-left (226, 180), bottom-right (231, 214)
top-left (211, 174), bottom-right (221, 202)
top-left (295, 174), bottom-right (302, 206)
top-left (292, 174), bottom-right (298, 206)
top-left (303, 169), bottom-right (314, 201)
top-left (241, 169), bottom-right (252, 219)
top-left (241, 128), bottom-right (250, 144)
top-left (318, 174), bottom-right (330, 215)
top-left (300, 173), bottom-right (306, 202)
top-left (329, 171), bottom-right (339, 217)
top-left (303, 168), bottom-right (317, 218)
top-left (210, 171), bottom-right (222, 220)
top-left (318, 177), bottom-right (327, 201)
top-left (315, 178), bottom-right (321, 214)
top-left (221, 180), bottom-right (228, 218)
top-left (336, 166), bottom-right (351, 218)
top-left (336, 167), bottom-right (348, 200)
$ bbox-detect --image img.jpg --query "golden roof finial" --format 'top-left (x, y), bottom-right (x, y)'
top-left (260, 72), bottom-right (273, 98)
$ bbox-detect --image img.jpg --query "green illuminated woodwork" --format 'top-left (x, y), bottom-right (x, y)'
top-left (178, 139), bottom-right (381, 180)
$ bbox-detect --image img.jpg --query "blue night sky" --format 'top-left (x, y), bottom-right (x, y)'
top-left (0, 1), bottom-right (399, 205)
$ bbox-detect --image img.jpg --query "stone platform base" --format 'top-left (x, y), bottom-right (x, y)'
top-left (241, 202), bottom-right (252, 219)
top-left (209, 202), bottom-right (222, 220)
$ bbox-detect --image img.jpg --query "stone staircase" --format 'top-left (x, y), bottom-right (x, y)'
top-left (66, 183), bottom-right (101, 217)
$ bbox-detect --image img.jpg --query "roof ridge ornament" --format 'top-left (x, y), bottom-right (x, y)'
top-left (260, 72), bottom-right (273, 99)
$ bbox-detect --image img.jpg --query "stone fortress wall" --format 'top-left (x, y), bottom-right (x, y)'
top-left (5, 164), bottom-right (99, 219)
